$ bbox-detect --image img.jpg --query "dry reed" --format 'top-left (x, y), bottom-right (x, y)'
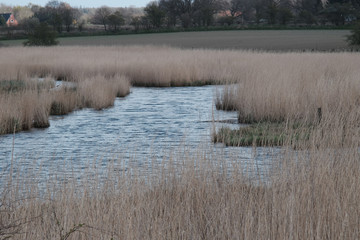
top-left (2, 123), bottom-right (360, 239)
top-left (0, 86), bottom-right (52, 134)
top-left (0, 74), bottom-right (130, 134)
top-left (1, 46), bottom-right (359, 133)
top-left (217, 52), bottom-right (360, 124)
top-left (77, 74), bottom-right (130, 110)
top-left (1, 45), bottom-right (360, 239)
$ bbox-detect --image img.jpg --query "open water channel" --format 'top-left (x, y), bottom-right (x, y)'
top-left (0, 86), bottom-right (278, 183)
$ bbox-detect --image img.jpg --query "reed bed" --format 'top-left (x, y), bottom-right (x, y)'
top-left (1, 45), bottom-right (359, 134)
top-left (2, 102), bottom-right (360, 239)
top-left (2, 46), bottom-right (359, 105)
top-left (1, 122), bottom-right (360, 239)
top-left (215, 52), bottom-right (360, 125)
top-left (0, 79), bottom-right (53, 134)
top-left (0, 75), bottom-right (130, 134)
top-left (0, 46), bottom-right (242, 86)
top-left (1, 45), bottom-right (360, 238)
top-left (212, 50), bottom-right (360, 146)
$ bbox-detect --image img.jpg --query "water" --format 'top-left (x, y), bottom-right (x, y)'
top-left (0, 86), bottom-right (278, 182)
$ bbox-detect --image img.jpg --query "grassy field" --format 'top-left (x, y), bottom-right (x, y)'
top-left (0, 30), bottom-right (351, 51)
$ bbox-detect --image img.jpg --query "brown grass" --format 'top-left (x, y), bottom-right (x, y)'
top-left (1, 45), bottom-right (359, 133)
top-left (0, 88), bottom-right (52, 134)
top-left (1, 45), bottom-right (360, 239)
top-left (78, 74), bottom-right (130, 110)
top-left (215, 85), bottom-right (238, 111)
top-left (0, 46), bottom-right (241, 86)
top-left (0, 75), bottom-right (130, 134)
top-left (214, 52), bottom-right (360, 125)
top-left (2, 124), bottom-right (360, 239)
top-left (50, 87), bottom-right (78, 115)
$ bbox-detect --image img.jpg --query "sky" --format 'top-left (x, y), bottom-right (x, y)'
top-left (1, 0), bottom-right (149, 8)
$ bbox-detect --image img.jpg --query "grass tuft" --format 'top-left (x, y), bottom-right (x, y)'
top-left (213, 121), bottom-right (313, 147)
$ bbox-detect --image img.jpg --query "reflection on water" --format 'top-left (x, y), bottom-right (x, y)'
top-left (0, 86), bottom-right (279, 182)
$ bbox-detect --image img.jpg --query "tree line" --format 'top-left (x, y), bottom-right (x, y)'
top-left (1, 0), bottom-right (359, 34)
top-left (0, 0), bottom-right (360, 46)
top-left (0, 1), bottom-right (142, 33)
top-left (140, 0), bottom-right (360, 29)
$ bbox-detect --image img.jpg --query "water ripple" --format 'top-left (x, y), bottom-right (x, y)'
top-left (0, 86), bottom-right (277, 181)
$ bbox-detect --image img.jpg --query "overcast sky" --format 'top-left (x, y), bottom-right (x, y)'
top-left (1, 0), bottom-right (149, 8)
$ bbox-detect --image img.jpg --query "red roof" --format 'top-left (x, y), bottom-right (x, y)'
top-left (0, 13), bottom-right (18, 27)
top-left (218, 10), bottom-right (242, 17)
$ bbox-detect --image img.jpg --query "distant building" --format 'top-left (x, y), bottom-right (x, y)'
top-left (0, 13), bottom-right (18, 27)
top-left (218, 10), bottom-right (242, 18)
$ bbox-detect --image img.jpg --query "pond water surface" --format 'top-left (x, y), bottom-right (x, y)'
top-left (0, 86), bottom-right (278, 183)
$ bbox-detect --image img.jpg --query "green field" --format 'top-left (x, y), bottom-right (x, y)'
top-left (0, 30), bottom-right (351, 51)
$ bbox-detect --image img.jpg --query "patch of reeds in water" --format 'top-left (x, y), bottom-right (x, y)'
top-left (0, 78), bottom-right (54, 134)
top-left (0, 75), bottom-right (130, 134)
top-left (213, 121), bottom-right (311, 147)
top-left (77, 74), bottom-right (130, 110)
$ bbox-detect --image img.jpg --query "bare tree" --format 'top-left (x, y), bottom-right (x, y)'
top-left (230, 0), bottom-right (253, 22)
top-left (12, 5), bottom-right (34, 22)
top-left (177, 0), bottom-right (195, 27)
top-left (20, 17), bottom-right (40, 34)
top-left (0, 3), bottom-right (12, 13)
top-left (108, 10), bottom-right (125, 31)
top-left (45, 0), bottom-right (60, 8)
top-left (144, 2), bottom-right (166, 28)
top-left (59, 3), bottom-right (79, 32)
top-left (93, 6), bottom-right (111, 31)
top-left (159, 0), bottom-right (180, 27)
top-left (193, 0), bottom-right (227, 26)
